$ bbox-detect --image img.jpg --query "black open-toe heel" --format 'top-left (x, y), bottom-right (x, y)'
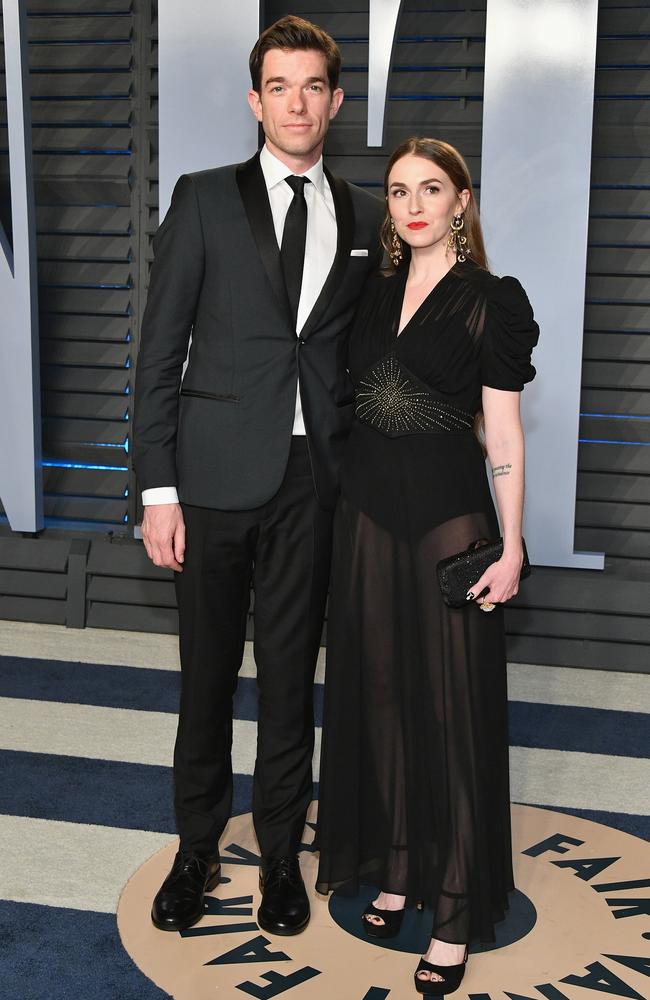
top-left (361, 900), bottom-right (405, 939)
top-left (414, 945), bottom-right (468, 996)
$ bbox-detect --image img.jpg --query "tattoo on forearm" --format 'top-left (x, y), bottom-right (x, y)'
top-left (492, 463), bottom-right (512, 479)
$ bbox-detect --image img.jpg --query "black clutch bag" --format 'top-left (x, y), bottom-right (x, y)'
top-left (436, 537), bottom-right (531, 609)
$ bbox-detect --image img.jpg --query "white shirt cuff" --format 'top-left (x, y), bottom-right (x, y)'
top-left (142, 487), bottom-right (179, 505)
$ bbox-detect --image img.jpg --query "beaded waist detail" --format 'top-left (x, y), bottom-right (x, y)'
top-left (355, 352), bottom-right (474, 437)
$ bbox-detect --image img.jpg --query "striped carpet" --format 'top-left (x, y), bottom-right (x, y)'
top-left (1, 620), bottom-right (648, 1000)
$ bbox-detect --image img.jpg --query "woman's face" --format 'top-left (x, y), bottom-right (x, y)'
top-left (387, 154), bottom-right (470, 254)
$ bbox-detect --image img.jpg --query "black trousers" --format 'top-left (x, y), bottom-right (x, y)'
top-left (173, 438), bottom-right (333, 860)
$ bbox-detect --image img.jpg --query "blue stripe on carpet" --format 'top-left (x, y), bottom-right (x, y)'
top-left (529, 803), bottom-right (650, 842)
top-left (0, 656), bottom-right (181, 713)
top-left (1, 658), bottom-right (647, 759)
top-left (508, 701), bottom-right (650, 759)
top-left (0, 900), bottom-right (170, 1000)
top-left (3, 744), bottom-right (647, 847)
top-left (0, 656), bottom-right (325, 722)
top-left (0, 751), bottom-right (252, 832)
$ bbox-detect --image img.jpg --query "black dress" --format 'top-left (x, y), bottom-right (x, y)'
top-left (315, 259), bottom-right (539, 945)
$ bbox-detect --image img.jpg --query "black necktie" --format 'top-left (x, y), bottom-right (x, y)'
top-left (281, 175), bottom-right (310, 329)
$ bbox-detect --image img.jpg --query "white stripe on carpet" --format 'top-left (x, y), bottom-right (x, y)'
top-left (0, 697), bottom-right (177, 767)
top-left (0, 621), bottom-right (328, 682)
top-left (0, 620), bottom-right (182, 671)
top-left (5, 623), bottom-right (650, 710)
top-left (510, 747), bottom-right (650, 815)
top-left (0, 813), bottom-right (171, 913)
top-left (4, 622), bottom-right (650, 711)
top-left (0, 697), bottom-right (322, 778)
top-left (1, 695), bottom-right (647, 814)
top-left (507, 662), bottom-right (650, 714)
top-left (5, 638), bottom-right (648, 716)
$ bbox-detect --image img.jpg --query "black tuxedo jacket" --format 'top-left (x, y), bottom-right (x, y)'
top-left (133, 152), bottom-right (383, 510)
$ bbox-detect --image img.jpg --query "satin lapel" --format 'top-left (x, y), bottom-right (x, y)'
top-left (299, 167), bottom-right (355, 340)
top-left (236, 152), bottom-right (293, 331)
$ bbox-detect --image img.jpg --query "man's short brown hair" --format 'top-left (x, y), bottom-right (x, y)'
top-left (249, 15), bottom-right (341, 93)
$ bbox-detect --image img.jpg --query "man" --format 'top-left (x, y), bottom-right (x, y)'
top-left (134, 15), bottom-right (383, 936)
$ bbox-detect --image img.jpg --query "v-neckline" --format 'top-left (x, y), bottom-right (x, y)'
top-left (395, 262), bottom-right (460, 338)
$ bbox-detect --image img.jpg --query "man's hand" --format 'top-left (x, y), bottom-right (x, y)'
top-left (141, 503), bottom-right (185, 572)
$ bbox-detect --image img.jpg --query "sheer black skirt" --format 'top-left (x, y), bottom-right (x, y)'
top-left (315, 478), bottom-right (514, 944)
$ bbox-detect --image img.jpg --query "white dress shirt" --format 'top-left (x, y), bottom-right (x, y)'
top-left (142, 144), bottom-right (338, 507)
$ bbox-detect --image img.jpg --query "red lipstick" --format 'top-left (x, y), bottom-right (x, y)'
top-left (407, 222), bottom-right (428, 230)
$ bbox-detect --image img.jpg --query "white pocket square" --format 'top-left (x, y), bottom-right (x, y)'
top-left (350, 249), bottom-right (369, 257)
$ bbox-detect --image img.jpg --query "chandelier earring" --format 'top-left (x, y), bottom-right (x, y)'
top-left (389, 220), bottom-right (403, 267)
top-left (447, 212), bottom-right (470, 262)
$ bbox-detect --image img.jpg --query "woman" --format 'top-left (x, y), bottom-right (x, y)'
top-left (315, 137), bottom-right (539, 995)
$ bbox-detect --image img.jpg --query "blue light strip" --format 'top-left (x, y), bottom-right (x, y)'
top-left (395, 36), bottom-right (485, 43)
top-left (333, 36), bottom-right (486, 44)
top-left (44, 515), bottom-right (129, 527)
top-left (44, 492), bottom-right (127, 501)
top-left (393, 65), bottom-right (482, 73)
top-left (80, 441), bottom-right (124, 448)
top-left (34, 94), bottom-right (131, 101)
top-left (580, 412), bottom-right (650, 420)
top-left (38, 283), bottom-right (133, 289)
top-left (342, 65), bottom-right (483, 73)
top-left (594, 95), bottom-right (650, 102)
top-left (42, 461), bottom-right (128, 471)
top-left (345, 94), bottom-right (482, 102)
top-left (579, 439), bottom-right (650, 446)
top-left (33, 149), bottom-right (132, 156)
top-left (32, 122), bottom-right (131, 128)
top-left (28, 10), bottom-right (133, 16)
top-left (29, 39), bottom-right (132, 45)
top-left (593, 64), bottom-right (650, 70)
top-left (600, 34), bottom-right (650, 41)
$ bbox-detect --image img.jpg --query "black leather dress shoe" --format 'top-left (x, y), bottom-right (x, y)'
top-left (257, 856), bottom-right (310, 936)
top-left (151, 850), bottom-right (221, 931)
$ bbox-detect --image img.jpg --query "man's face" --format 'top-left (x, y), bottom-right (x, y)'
top-left (248, 48), bottom-right (344, 163)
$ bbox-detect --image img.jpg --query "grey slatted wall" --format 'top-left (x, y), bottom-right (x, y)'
top-left (1, 0), bottom-right (137, 531)
top-left (0, 9), bottom-right (10, 243)
top-left (509, 0), bottom-right (650, 670)
top-left (0, 0), bottom-right (649, 674)
top-left (35, 0), bottom-right (136, 530)
top-left (85, 0), bottom-right (172, 632)
top-left (0, 0), bottom-right (170, 627)
top-left (577, 1), bottom-right (650, 561)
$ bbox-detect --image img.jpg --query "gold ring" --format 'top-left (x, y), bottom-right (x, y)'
top-left (479, 601), bottom-right (496, 613)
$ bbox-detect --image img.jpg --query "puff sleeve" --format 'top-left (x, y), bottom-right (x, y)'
top-left (480, 275), bottom-right (539, 391)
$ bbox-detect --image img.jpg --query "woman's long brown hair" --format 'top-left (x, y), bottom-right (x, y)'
top-left (381, 137), bottom-right (488, 271)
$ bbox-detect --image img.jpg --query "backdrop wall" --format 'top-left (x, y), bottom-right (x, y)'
top-left (0, 0), bottom-right (648, 672)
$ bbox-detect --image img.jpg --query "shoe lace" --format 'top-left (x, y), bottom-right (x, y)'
top-left (169, 852), bottom-right (208, 885)
top-left (265, 857), bottom-right (300, 888)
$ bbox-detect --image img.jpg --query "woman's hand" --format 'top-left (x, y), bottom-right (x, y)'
top-left (467, 548), bottom-right (523, 607)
